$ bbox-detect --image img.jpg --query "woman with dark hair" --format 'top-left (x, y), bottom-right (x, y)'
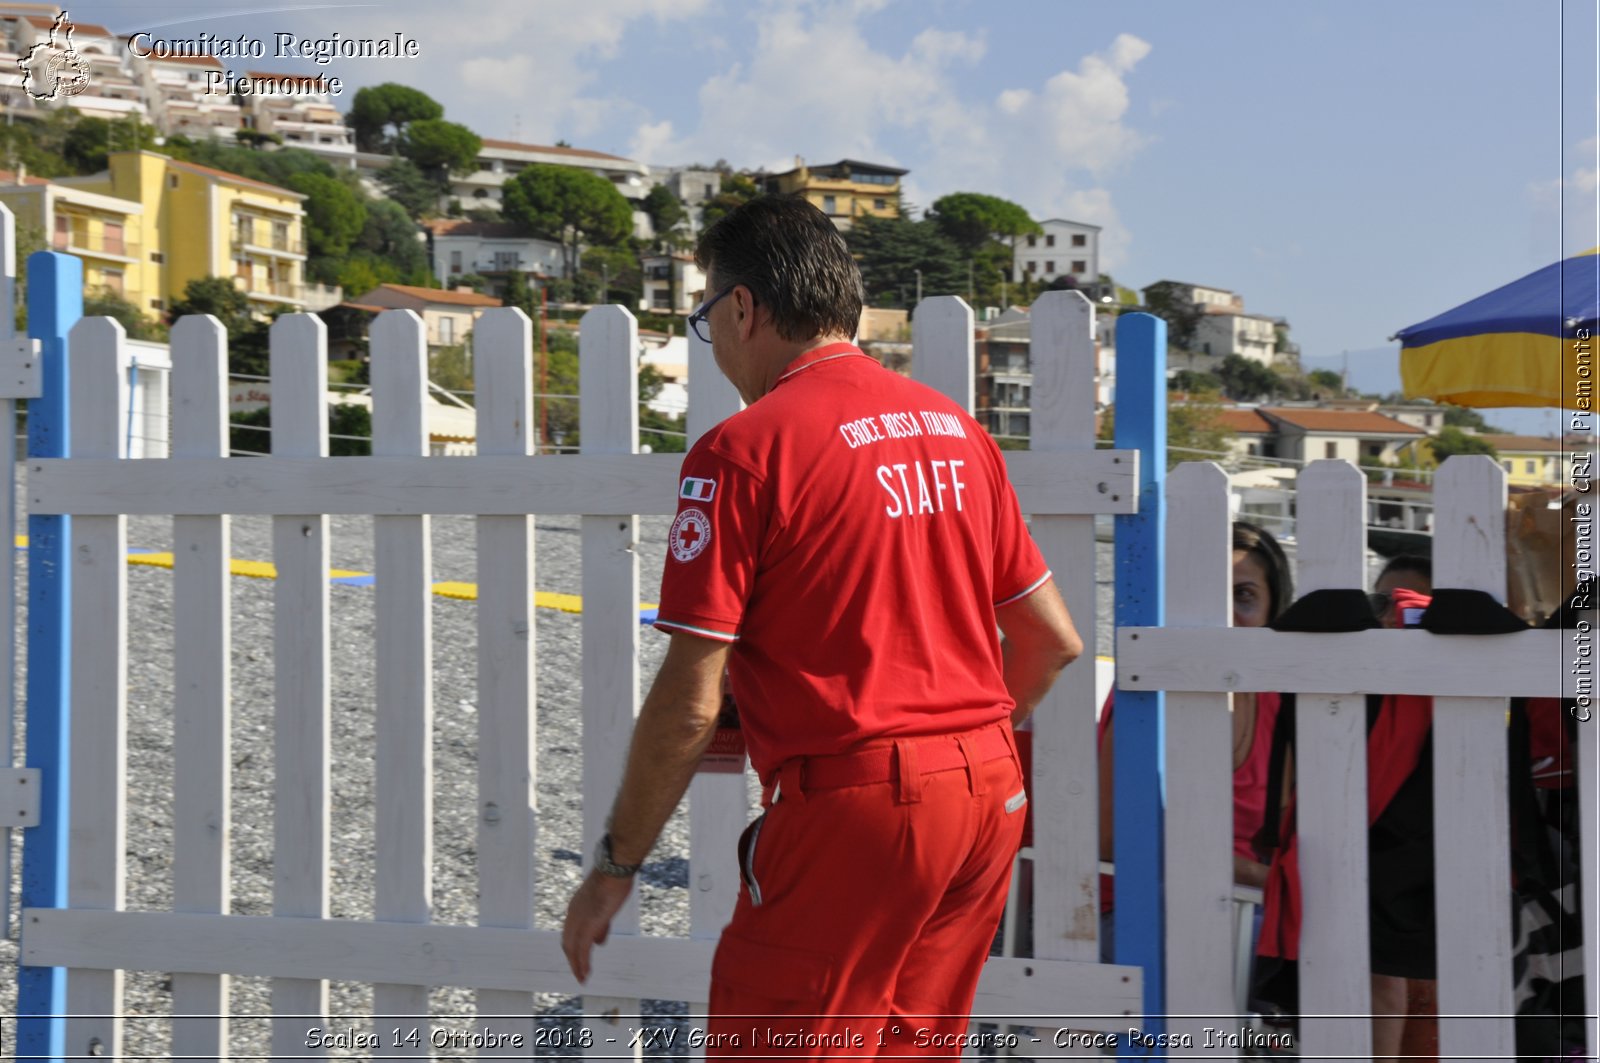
top-left (1094, 520), bottom-right (1293, 951)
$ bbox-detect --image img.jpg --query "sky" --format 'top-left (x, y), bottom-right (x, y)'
top-left (70, 0), bottom-right (1600, 436)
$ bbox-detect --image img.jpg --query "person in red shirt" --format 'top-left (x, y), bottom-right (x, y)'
top-left (561, 196), bottom-right (1082, 1054)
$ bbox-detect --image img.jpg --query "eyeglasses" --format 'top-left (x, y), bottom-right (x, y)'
top-left (688, 284), bottom-right (737, 344)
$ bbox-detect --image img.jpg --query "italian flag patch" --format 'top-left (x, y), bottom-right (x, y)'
top-left (680, 477), bottom-right (716, 502)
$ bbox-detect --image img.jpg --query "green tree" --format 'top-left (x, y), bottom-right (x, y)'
top-left (1429, 426), bottom-right (1499, 462)
top-left (1307, 368), bottom-right (1345, 394)
top-left (234, 130), bottom-right (284, 151)
top-left (845, 214), bottom-right (967, 309)
top-left (1098, 388), bottom-right (1238, 469)
top-left (1214, 354), bottom-right (1285, 401)
top-left (643, 184), bottom-right (688, 244)
top-left (1169, 369), bottom-right (1223, 393)
top-left (376, 158), bottom-right (440, 219)
top-left (230, 402), bottom-right (372, 456)
top-left (501, 164), bottom-right (634, 278)
top-left (700, 172), bottom-right (761, 228)
top-left (581, 245), bottom-right (642, 306)
top-left (353, 199), bottom-right (428, 280)
top-left (348, 83), bottom-right (443, 152)
top-left (429, 342), bottom-right (473, 396)
top-left (927, 192), bottom-right (1041, 252)
top-left (288, 172), bottom-right (368, 264)
top-left (399, 118), bottom-right (482, 182)
top-left (1441, 404), bottom-right (1504, 432)
top-left (1142, 281), bottom-right (1205, 351)
top-left (169, 277), bottom-right (271, 376)
top-left (84, 291), bottom-right (168, 341)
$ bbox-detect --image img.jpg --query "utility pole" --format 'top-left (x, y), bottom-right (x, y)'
top-left (999, 269), bottom-right (1008, 310)
top-left (967, 259), bottom-right (974, 302)
top-left (914, 268), bottom-right (922, 307)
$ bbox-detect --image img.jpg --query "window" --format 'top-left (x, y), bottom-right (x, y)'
top-left (439, 316), bottom-right (455, 344)
top-left (705, 183), bottom-right (714, 197)
top-left (272, 221), bottom-right (289, 250)
top-left (1072, 260), bottom-right (1087, 273)
top-left (150, 251), bottom-right (164, 264)
top-left (1045, 261), bottom-right (1054, 273)
top-left (1526, 460), bottom-right (1538, 474)
top-left (822, 195), bottom-right (836, 213)
top-left (1072, 234), bottom-right (1086, 247)
top-left (149, 298), bottom-right (164, 311)
top-left (1045, 235), bottom-right (1055, 247)
top-left (1325, 442), bottom-right (1338, 459)
top-left (493, 251), bottom-right (518, 271)
top-left (168, 174), bottom-right (179, 189)
top-left (450, 251), bottom-right (463, 274)
top-left (473, 189), bottom-right (489, 199)
top-left (1026, 261), bottom-right (1037, 274)
top-left (102, 269), bottom-right (124, 295)
top-left (1367, 444), bottom-right (1383, 458)
top-left (1026, 235), bottom-right (1036, 248)
top-left (874, 198), bottom-right (886, 210)
top-left (1502, 460), bottom-right (1513, 473)
top-left (53, 214), bottom-right (68, 249)
top-left (104, 221), bottom-right (124, 255)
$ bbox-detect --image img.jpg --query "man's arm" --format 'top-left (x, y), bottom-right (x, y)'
top-left (561, 632), bottom-right (731, 983)
top-left (996, 578), bottom-right (1083, 725)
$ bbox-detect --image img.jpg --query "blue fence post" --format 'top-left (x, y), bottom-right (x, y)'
top-left (1112, 312), bottom-right (1167, 1057)
top-left (17, 251), bottom-right (81, 1061)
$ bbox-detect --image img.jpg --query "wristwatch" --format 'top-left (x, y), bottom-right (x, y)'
top-left (593, 833), bottom-right (642, 878)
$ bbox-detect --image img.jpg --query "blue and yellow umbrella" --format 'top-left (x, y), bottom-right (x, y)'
top-left (1396, 246), bottom-right (1599, 409)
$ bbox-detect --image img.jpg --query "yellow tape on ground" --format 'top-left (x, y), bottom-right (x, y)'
top-left (22, 535), bottom-right (655, 616)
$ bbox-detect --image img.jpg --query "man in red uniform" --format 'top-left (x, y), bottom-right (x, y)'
top-left (561, 196), bottom-right (1081, 1054)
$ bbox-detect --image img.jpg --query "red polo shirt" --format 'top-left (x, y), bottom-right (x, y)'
top-left (655, 343), bottom-right (1050, 779)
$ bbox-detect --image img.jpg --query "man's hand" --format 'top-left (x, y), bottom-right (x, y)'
top-left (562, 871), bottom-right (635, 983)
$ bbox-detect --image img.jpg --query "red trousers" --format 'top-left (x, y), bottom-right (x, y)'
top-left (706, 720), bottom-right (1027, 1059)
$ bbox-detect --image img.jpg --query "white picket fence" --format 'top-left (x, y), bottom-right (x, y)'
top-left (12, 285), bottom-right (1591, 1060)
top-left (20, 293), bottom-right (1150, 1059)
top-left (1121, 456), bottom-right (1591, 1059)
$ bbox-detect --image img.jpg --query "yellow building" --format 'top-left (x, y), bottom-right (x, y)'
top-left (0, 167), bottom-right (147, 309)
top-left (762, 158), bottom-right (907, 230)
top-left (59, 150), bottom-right (308, 319)
top-left (1481, 435), bottom-right (1571, 486)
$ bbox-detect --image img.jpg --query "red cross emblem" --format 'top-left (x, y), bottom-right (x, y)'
top-left (670, 507), bottom-right (712, 562)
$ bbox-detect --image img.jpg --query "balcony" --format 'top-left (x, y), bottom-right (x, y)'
top-left (233, 229), bottom-right (307, 258)
top-left (235, 275), bottom-right (307, 307)
top-left (53, 225), bottom-right (141, 264)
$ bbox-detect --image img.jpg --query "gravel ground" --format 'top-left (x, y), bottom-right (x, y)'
top-left (0, 465), bottom-right (1116, 1060)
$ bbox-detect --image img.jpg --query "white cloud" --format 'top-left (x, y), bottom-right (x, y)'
top-left (634, 9), bottom-right (1150, 269)
top-left (261, 0), bottom-right (711, 144)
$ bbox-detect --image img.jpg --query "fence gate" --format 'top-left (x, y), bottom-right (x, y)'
top-left (15, 279), bottom-right (1148, 1059)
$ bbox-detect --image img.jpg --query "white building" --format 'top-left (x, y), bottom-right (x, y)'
top-left (640, 253), bottom-right (705, 315)
top-left (8, 12), bottom-right (148, 123)
top-left (131, 52), bottom-right (242, 141)
top-left (427, 139), bottom-right (652, 226)
top-left (1193, 310), bottom-right (1279, 365)
top-left (236, 71), bottom-right (354, 159)
top-left (423, 219), bottom-right (563, 295)
top-left (1013, 218), bottom-right (1100, 287)
top-left (658, 167), bottom-right (720, 231)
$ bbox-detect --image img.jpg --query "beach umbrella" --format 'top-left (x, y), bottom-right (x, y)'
top-left (1395, 246), bottom-right (1599, 408)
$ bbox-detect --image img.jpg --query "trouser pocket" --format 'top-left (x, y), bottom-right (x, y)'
top-left (736, 812), bottom-right (768, 906)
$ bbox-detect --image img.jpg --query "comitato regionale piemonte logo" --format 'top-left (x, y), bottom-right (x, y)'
top-left (19, 10), bottom-right (91, 102)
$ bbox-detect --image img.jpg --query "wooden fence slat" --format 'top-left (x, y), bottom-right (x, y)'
top-left (30, 450), bottom-right (1137, 517)
top-left (1028, 291), bottom-right (1103, 964)
top-left (22, 907), bottom-right (1145, 1022)
top-left (684, 330), bottom-right (746, 1059)
top-left (579, 306), bottom-right (644, 1058)
top-left (64, 316), bottom-right (128, 1061)
top-left (268, 314), bottom-right (332, 1061)
top-left (470, 308), bottom-right (539, 1050)
top-left (910, 296), bottom-right (974, 414)
top-left (1289, 460), bottom-right (1371, 1060)
top-left (1160, 462), bottom-right (1234, 1048)
top-left (370, 310), bottom-right (434, 1051)
top-left (169, 315), bottom-right (231, 1061)
top-left (1117, 627), bottom-right (1568, 698)
top-left (1431, 456), bottom-right (1515, 1061)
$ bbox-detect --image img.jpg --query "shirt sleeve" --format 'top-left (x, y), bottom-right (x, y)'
top-left (653, 440), bottom-right (767, 642)
top-left (991, 459), bottom-right (1051, 607)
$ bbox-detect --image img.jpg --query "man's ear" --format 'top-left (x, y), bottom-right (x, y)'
top-left (734, 285), bottom-right (760, 340)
